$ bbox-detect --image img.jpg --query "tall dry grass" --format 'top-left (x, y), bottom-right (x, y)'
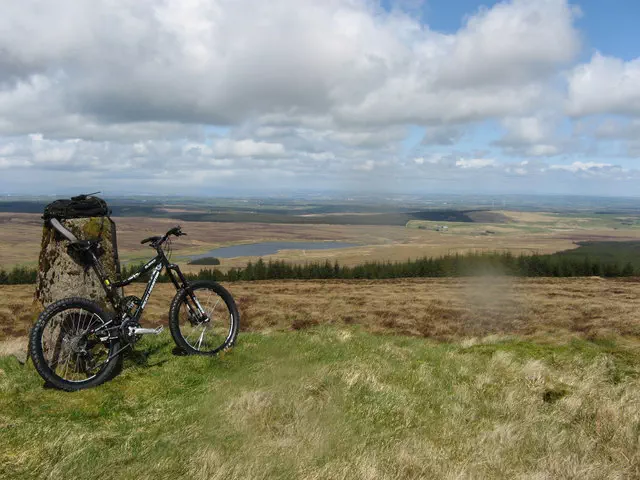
top-left (2, 277), bottom-right (640, 342)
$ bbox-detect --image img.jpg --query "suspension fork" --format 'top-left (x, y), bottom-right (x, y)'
top-left (166, 264), bottom-right (208, 320)
top-left (188, 293), bottom-right (209, 321)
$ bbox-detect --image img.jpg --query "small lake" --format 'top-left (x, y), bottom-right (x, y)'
top-left (192, 241), bottom-right (359, 259)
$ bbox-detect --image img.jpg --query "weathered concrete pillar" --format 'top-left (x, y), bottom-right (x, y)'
top-left (35, 217), bottom-right (120, 308)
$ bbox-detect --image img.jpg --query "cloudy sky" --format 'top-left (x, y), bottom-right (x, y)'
top-left (1, 0), bottom-right (639, 196)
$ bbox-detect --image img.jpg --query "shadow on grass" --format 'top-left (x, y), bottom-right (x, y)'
top-left (171, 346), bottom-right (188, 356)
top-left (38, 342), bottom-right (172, 391)
top-left (124, 342), bottom-right (170, 368)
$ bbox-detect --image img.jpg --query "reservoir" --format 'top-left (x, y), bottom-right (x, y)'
top-left (192, 241), bottom-right (358, 259)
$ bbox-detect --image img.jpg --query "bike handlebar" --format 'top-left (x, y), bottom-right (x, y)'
top-left (140, 226), bottom-right (186, 246)
top-left (166, 226), bottom-right (184, 237)
top-left (140, 235), bottom-right (161, 245)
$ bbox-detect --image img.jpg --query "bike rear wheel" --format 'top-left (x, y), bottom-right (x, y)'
top-left (169, 281), bottom-right (239, 355)
top-left (29, 297), bottom-right (121, 391)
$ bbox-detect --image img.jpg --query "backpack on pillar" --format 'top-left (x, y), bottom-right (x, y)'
top-left (36, 193), bottom-right (122, 307)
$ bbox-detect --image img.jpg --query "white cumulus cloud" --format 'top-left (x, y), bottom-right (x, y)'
top-left (0, 0), bottom-right (637, 195)
top-left (567, 53), bottom-right (640, 117)
top-left (455, 158), bottom-right (497, 169)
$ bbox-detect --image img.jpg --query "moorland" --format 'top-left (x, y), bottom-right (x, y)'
top-left (1, 194), bottom-right (640, 478)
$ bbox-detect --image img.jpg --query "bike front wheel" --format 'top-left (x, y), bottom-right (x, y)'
top-left (29, 297), bottom-right (121, 391)
top-left (169, 281), bottom-right (239, 355)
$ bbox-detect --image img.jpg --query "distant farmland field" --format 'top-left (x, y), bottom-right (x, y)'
top-left (5, 208), bottom-right (640, 270)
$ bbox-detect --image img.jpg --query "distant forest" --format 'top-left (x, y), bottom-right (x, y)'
top-left (2, 246), bottom-right (637, 285)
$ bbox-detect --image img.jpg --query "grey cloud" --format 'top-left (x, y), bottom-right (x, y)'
top-left (0, 0), bottom-right (580, 135)
top-left (0, 0), bottom-right (636, 196)
top-left (421, 126), bottom-right (464, 145)
top-left (570, 117), bottom-right (640, 159)
top-left (628, 141), bottom-right (640, 158)
top-left (494, 115), bottom-right (573, 157)
top-left (592, 118), bottom-right (640, 140)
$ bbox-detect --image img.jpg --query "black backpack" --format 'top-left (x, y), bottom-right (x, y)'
top-left (42, 193), bottom-right (121, 278)
top-left (43, 193), bottom-right (111, 220)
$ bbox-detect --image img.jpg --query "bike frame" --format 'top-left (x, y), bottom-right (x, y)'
top-left (86, 244), bottom-right (203, 322)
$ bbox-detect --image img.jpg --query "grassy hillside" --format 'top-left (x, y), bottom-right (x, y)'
top-left (1, 328), bottom-right (639, 479)
top-left (3, 278), bottom-right (640, 341)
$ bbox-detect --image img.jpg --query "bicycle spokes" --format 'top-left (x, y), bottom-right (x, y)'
top-left (40, 308), bottom-right (110, 382)
top-left (178, 290), bottom-right (232, 352)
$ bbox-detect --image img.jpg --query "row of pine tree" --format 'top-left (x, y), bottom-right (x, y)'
top-left (1, 251), bottom-right (635, 285)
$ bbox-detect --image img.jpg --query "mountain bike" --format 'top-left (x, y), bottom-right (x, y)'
top-left (29, 224), bottom-right (239, 391)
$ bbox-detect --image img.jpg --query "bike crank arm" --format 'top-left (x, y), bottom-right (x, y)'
top-left (93, 327), bottom-right (163, 370)
top-left (131, 326), bottom-right (164, 335)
